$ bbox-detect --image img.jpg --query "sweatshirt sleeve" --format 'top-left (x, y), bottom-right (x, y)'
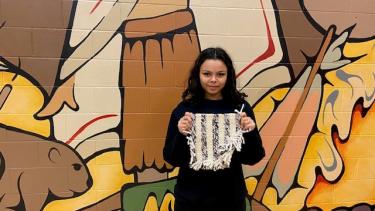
top-left (163, 107), bottom-right (191, 167)
top-left (239, 102), bottom-right (265, 165)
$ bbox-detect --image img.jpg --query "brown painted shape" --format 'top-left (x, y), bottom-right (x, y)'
top-left (251, 198), bottom-right (269, 211)
top-left (121, 9), bottom-right (200, 172)
top-left (0, 85), bottom-right (12, 110)
top-left (150, 88), bottom-right (183, 113)
top-left (122, 45), bottom-right (147, 88)
top-left (0, 0), bottom-right (73, 94)
top-left (124, 139), bottom-right (172, 172)
top-left (252, 26), bottom-right (334, 202)
top-left (137, 168), bottom-right (168, 183)
top-left (123, 114), bottom-right (170, 139)
top-left (125, 9), bottom-right (193, 38)
top-left (124, 88), bottom-right (150, 113)
top-left (0, 127), bottom-right (92, 210)
top-left (36, 75), bottom-right (78, 118)
top-left (274, 0), bottom-right (324, 78)
top-left (272, 90), bottom-right (321, 197)
top-left (304, 0), bottom-right (375, 39)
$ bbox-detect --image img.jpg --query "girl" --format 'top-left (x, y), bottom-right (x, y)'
top-left (163, 47), bottom-right (265, 211)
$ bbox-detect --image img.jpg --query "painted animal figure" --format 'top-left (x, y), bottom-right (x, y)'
top-left (0, 128), bottom-right (92, 211)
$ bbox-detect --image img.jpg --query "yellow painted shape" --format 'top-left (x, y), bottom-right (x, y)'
top-left (0, 71), bottom-right (50, 137)
top-left (168, 167), bottom-right (179, 178)
top-left (304, 40), bottom-right (375, 209)
top-left (144, 195), bottom-right (159, 211)
top-left (254, 40), bottom-right (375, 210)
top-left (160, 192), bottom-right (175, 211)
top-left (43, 151), bottom-right (134, 211)
top-left (253, 87), bottom-right (289, 127)
top-left (307, 104), bottom-right (375, 210)
top-left (344, 39), bottom-right (375, 59)
top-left (245, 176), bottom-right (258, 195)
top-left (143, 192), bottom-right (175, 211)
top-left (262, 187), bottom-right (278, 208)
top-left (262, 187), bottom-right (306, 211)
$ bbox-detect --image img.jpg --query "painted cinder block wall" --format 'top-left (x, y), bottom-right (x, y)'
top-left (0, 0), bottom-right (374, 210)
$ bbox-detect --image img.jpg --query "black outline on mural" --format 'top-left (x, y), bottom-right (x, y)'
top-left (303, 97), bottom-right (375, 209)
top-left (120, 178), bottom-right (176, 211)
top-left (0, 120), bottom-right (52, 141)
top-left (0, 59), bottom-right (53, 139)
top-left (332, 202), bottom-right (375, 211)
top-left (269, 0), bottom-right (295, 78)
top-left (77, 191), bottom-right (122, 211)
top-left (120, 7), bottom-right (201, 175)
top-left (6, 172), bottom-right (26, 210)
top-left (0, 85), bottom-right (12, 110)
top-left (118, 26), bottom-right (127, 177)
top-left (300, 0), bottom-right (375, 42)
top-left (1, 0), bottom-right (373, 210)
top-left (122, 8), bottom-right (201, 84)
top-left (0, 21), bottom-right (6, 29)
top-left (245, 24), bottom-right (360, 206)
top-left (0, 152), bottom-right (4, 181)
top-left (264, 69), bottom-right (324, 204)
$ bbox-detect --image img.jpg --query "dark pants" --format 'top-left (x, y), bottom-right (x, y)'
top-left (174, 197), bottom-right (246, 211)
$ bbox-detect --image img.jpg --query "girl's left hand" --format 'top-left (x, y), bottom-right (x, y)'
top-left (240, 112), bottom-right (256, 132)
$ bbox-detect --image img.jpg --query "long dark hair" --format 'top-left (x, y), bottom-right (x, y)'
top-left (182, 47), bottom-right (246, 106)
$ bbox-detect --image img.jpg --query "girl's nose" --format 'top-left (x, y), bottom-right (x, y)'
top-left (210, 76), bottom-right (217, 82)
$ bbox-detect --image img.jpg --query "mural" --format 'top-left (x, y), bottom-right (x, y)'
top-left (0, 0), bottom-right (374, 210)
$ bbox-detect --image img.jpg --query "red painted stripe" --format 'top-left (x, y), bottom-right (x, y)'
top-left (66, 114), bottom-right (117, 145)
top-left (90, 0), bottom-right (103, 14)
top-left (236, 0), bottom-right (276, 78)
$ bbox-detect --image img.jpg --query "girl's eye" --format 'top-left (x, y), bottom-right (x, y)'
top-left (203, 73), bottom-right (210, 76)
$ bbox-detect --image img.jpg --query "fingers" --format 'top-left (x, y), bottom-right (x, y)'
top-left (248, 119), bottom-right (256, 131)
top-left (184, 112), bottom-right (193, 123)
top-left (178, 113), bottom-right (193, 135)
top-left (239, 112), bottom-right (247, 118)
top-left (185, 112), bottom-right (193, 117)
top-left (240, 116), bottom-right (256, 131)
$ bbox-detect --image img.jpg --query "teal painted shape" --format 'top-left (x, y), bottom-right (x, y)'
top-left (246, 197), bottom-right (251, 211)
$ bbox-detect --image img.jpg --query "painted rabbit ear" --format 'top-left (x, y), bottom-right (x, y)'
top-left (48, 147), bottom-right (62, 163)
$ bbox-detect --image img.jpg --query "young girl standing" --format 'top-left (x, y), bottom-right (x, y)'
top-left (163, 47), bottom-right (265, 211)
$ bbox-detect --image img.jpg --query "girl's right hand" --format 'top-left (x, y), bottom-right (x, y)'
top-left (178, 112), bottom-right (193, 136)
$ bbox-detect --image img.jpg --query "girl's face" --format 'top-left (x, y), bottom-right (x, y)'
top-left (199, 59), bottom-right (228, 100)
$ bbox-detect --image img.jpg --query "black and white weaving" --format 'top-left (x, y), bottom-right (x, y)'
top-left (186, 113), bottom-right (245, 171)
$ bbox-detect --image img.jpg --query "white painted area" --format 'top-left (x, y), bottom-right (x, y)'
top-left (62, 0), bottom-right (136, 79)
top-left (191, 0), bottom-right (287, 102)
top-left (53, 35), bottom-right (122, 154)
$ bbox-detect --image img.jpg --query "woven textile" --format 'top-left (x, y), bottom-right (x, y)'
top-left (186, 113), bottom-right (244, 171)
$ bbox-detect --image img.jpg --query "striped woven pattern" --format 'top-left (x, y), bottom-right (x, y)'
top-left (187, 113), bottom-right (244, 171)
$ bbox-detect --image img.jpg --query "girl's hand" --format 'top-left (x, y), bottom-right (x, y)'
top-left (240, 112), bottom-right (256, 132)
top-left (178, 112), bottom-right (193, 136)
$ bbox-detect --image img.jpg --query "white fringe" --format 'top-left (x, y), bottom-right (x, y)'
top-left (186, 113), bottom-right (245, 171)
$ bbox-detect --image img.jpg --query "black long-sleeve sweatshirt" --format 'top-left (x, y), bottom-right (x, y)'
top-left (163, 99), bottom-right (265, 205)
